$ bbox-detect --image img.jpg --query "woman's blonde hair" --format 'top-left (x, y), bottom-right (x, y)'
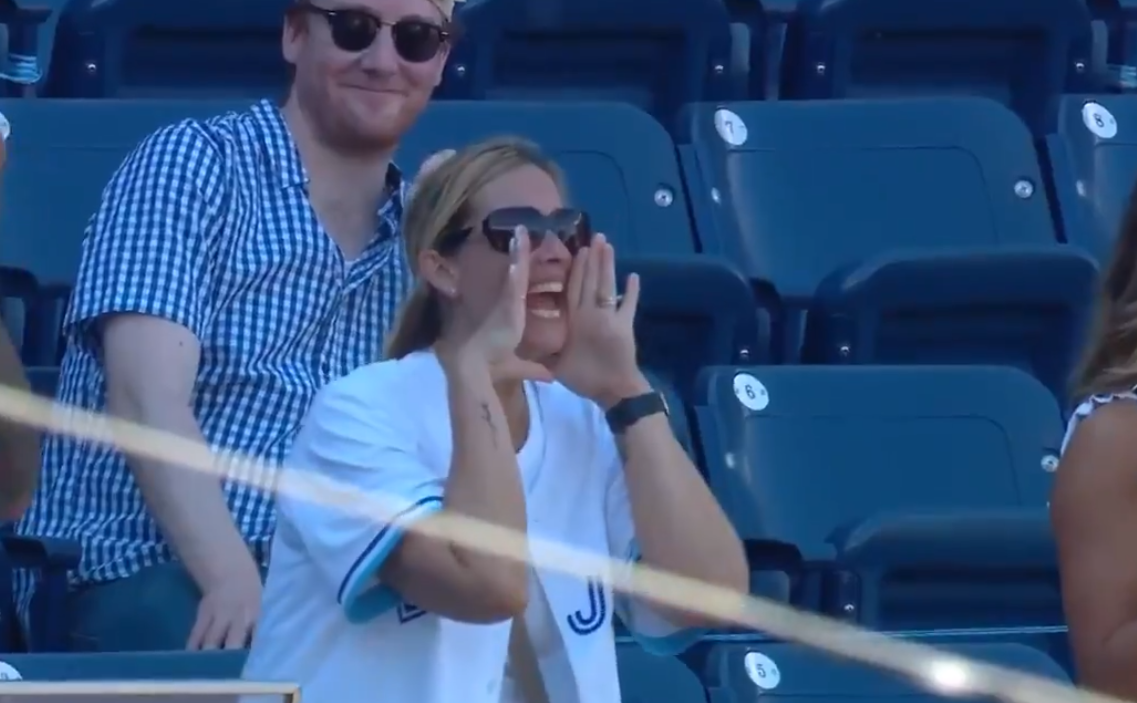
top-left (1073, 177), bottom-right (1137, 399)
top-left (384, 137), bottom-right (567, 359)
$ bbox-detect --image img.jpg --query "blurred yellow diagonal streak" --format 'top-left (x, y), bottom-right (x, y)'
top-left (0, 383), bottom-right (1115, 703)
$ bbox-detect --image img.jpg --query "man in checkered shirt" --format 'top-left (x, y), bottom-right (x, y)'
top-left (15, 0), bottom-right (458, 652)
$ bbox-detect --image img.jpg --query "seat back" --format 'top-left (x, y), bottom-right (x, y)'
top-left (693, 365), bottom-right (1061, 558)
top-left (403, 101), bottom-right (697, 255)
top-left (25, 366), bottom-right (59, 397)
top-left (679, 98), bottom-right (1058, 296)
top-left (617, 255), bottom-right (766, 397)
top-left (45, 0), bottom-right (287, 98)
top-left (784, 0), bottom-right (1095, 134)
top-left (0, 267), bottom-right (38, 364)
top-left (703, 641), bottom-right (1069, 703)
top-left (677, 98), bottom-right (1065, 363)
top-left (439, 0), bottom-right (735, 124)
top-left (0, 99), bottom-right (253, 284)
top-left (0, 99), bottom-right (696, 284)
top-left (0, 651), bottom-right (247, 679)
top-left (1047, 94), bottom-right (1137, 263)
top-left (617, 645), bottom-right (706, 703)
top-left (0, 647), bottom-right (704, 703)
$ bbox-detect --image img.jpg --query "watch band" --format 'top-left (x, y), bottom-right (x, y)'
top-left (605, 392), bottom-right (668, 435)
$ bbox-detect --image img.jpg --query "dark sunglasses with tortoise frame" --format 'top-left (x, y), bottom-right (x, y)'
top-left (434, 207), bottom-right (595, 256)
top-left (292, 1), bottom-right (457, 63)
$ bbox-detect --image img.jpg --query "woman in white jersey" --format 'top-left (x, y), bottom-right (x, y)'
top-left (1053, 184), bottom-right (1137, 700)
top-left (243, 138), bottom-right (747, 703)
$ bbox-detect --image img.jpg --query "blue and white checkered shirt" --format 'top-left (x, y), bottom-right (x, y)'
top-left (14, 98), bottom-right (412, 624)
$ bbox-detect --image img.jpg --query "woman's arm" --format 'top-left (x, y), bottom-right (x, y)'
top-left (1053, 400), bottom-right (1137, 699)
top-left (0, 326), bottom-right (38, 520)
top-left (602, 378), bottom-right (748, 628)
top-left (380, 351), bottom-right (529, 623)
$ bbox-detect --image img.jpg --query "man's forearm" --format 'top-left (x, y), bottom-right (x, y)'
top-left (0, 420), bottom-right (38, 520)
top-left (121, 404), bottom-right (257, 588)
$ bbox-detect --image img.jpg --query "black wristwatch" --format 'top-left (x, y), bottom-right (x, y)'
top-left (605, 391), bottom-right (669, 435)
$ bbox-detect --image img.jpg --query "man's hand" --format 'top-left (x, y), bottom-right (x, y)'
top-left (186, 553), bottom-right (263, 650)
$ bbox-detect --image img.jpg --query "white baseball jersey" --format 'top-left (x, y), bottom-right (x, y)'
top-left (242, 351), bottom-right (703, 703)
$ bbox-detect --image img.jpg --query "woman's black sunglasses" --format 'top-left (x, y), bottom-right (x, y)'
top-left (435, 207), bottom-right (594, 256)
top-left (295, 3), bottom-right (454, 63)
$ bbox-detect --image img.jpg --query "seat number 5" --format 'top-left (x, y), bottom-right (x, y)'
top-left (744, 651), bottom-right (781, 690)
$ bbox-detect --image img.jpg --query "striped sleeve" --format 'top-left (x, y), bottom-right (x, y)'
top-left (65, 120), bottom-right (225, 343)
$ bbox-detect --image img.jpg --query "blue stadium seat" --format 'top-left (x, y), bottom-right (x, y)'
top-left (438, 0), bottom-right (736, 125)
top-left (702, 641), bottom-right (1069, 703)
top-left (0, 267), bottom-right (38, 364)
top-left (0, 268), bottom-right (66, 367)
top-left (617, 646), bottom-right (707, 703)
top-left (915, 627), bottom-right (1074, 681)
top-left (44, 0), bottom-right (288, 98)
top-left (5, 534), bottom-right (80, 652)
top-left (693, 365), bottom-right (1062, 630)
top-left (617, 255), bottom-right (766, 398)
top-left (0, 99), bottom-right (252, 284)
top-left (0, 2), bottom-right (53, 99)
top-left (1046, 94), bottom-right (1137, 263)
top-left (0, 98), bottom-right (697, 288)
top-left (404, 101), bottom-right (699, 255)
top-left (677, 98), bottom-right (1098, 402)
top-left (1086, 0), bottom-right (1137, 71)
top-left (781, 0), bottom-right (1096, 135)
top-left (0, 646), bottom-right (703, 702)
top-left (0, 651), bottom-right (246, 678)
top-left (25, 366), bottom-right (59, 397)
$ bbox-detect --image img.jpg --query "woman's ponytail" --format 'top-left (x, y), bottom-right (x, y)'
top-left (384, 284), bottom-right (443, 359)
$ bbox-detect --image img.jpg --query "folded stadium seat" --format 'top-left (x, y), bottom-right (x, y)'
top-left (0, 266), bottom-right (38, 364)
top-left (617, 255), bottom-right (767, 399)
top-left (915, 628), bottom-right (1074, 681)
top-left (779, 0), bottom-right (1097, 135)
top-left (702, 641), bottom-right (1069, 703)
top-left (0, 98), bottom-right (701, 282)
top-left (1085, 0), bottom-right (1137, 74)
top-left (693, 365), bottom-right (1063, 631)
top-left (404, 101), bottom-right (701, 256)
top-left (24, 366), bottom-right (58, 397)
top-left (676, 98), bottom-right (1099, 404)
top-left (0, 268), bottom-right (67, 367)
top-left (737, 0), bottom-right (799, 100)
top-left (0, 651), bottom-right (246, 678)
top-left (436, 0), bottom-right (737, 126)
top-left (0, 647), bottom-right (705, 702)
top-left (42, 0), bottom-right (288, 98)
top-left (0, 1), bottom-right (53, 99)
top-left (6, 533), bottom-right (79, 651)
top-left (0, 99), bottom-right (255, 284)
top-left (1046, 94), bottom-right (1137, 264)
top-left (617, 645), bottom-right (707, 703)
top-left (23, 282), bottom-right (70, 366)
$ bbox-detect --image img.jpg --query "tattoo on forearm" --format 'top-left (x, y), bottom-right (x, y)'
top-left (480, 402), bottom-right (498, 448)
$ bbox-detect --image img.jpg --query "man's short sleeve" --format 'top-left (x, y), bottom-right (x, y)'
top-left (277, 367), bottom-right (445, 625)
top-left (65, 120), bottom-right (224, 342)
top-left (597, 408), bottom-right (707, 656)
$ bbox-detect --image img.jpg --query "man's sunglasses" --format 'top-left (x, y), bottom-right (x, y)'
top-left (435, 208), bottom-right (594, 256)
top-left (295, 3), bottom-right (453, 63)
